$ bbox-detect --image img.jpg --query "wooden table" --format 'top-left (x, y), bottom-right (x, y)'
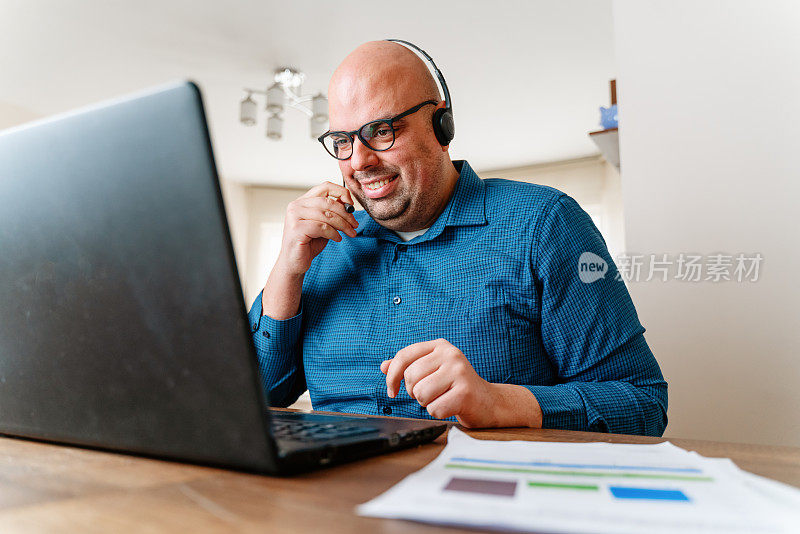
top-left (1, 414), bottom-right (799, 533)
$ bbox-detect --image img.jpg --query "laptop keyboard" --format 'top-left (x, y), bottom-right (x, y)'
top-left (271, 419), bottom-right (381, 442)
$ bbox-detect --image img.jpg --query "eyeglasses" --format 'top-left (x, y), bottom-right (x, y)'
top-left (318, 100), bottom-right (437, 160)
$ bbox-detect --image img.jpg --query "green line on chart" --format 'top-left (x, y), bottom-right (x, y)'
top-left (528, 481), bottom-right (599, 491)
top-left (445, 463), bottom-right (714, 482)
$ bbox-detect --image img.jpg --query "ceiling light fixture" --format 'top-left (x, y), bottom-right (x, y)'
top-left (239, 67), bottom-right (328, 141)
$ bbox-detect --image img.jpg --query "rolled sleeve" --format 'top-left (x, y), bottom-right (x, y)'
top-left (524, 384), bottom-right (587, 430)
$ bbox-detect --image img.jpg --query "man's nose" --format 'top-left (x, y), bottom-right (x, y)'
top-left (349, 136), bottom-right (378, 171)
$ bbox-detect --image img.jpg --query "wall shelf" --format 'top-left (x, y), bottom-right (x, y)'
top-left (589, 127), bottom-right (619, 168)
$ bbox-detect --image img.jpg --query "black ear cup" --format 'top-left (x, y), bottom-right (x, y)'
top-left (432, 108), bottom-right (455, 146)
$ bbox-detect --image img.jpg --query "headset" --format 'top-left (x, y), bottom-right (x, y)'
top-left (386, 39), bottom-right (455, 147)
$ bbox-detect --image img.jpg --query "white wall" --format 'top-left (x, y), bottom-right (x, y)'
top-left (218, 178), bottom-right (249, 293)
top-left (243, 186), bottom-right (307, 307)
top-left (614, 0), bottom-right (800, 446)
top-left (0, 100), bottom-right (39, 130)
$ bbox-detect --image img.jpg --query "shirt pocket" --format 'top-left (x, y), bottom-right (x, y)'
top-left (429, 284), bottom-right (520, 385)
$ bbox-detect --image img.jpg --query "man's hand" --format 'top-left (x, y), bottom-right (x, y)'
top-left (262, 181), bottom-right (357, 320)
top-left (278, 182), bottom-right (358, 277)
top-left (380, 338), bottom-right (544, 429)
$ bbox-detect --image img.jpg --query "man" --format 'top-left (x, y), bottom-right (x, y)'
top-left (248, 40), bottom-right (668, 435)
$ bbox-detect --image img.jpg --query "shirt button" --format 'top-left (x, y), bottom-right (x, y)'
top-left (393, 296), bottom-right (401, 305)
top-left (251, 323), bottom-right (258, 332)
top-left (397, 244), bottom-right (407, 252)
top-left (262, 331), bottom-right (270, 338)
top-left (383, 406), bottom-right (392, 415)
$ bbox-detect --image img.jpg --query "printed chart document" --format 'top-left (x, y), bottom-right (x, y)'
top-left (358, 428), bottom-right (800, 533)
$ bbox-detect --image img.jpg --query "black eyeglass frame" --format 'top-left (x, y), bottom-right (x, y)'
top-left (317, 100), bottom-right (437, 160)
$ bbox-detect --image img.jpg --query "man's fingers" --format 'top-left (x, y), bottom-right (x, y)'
top-left (425, 386), bottom-right (462, 420)
top-left (385, 339), bottom-right (446, 398)
top-left (292, 202), bottom-right (357, 238)
top-left (304, 181), bottom-right (355, 207)
top-left (307, 196), bottom-right (359, 229)
top-left (293, 218), bottom-right (342, 244)
top-left (410, 370), bottom-right (454, 407)
top-left (382, 339), bottom-right (477, 422)
top-left (394, 339), bottom-right (445, 360)
top-left (402, 355), bottom-right (441, 399)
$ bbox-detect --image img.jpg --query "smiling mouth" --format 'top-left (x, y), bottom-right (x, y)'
top-left (363, 175), bottom-right (398, 191)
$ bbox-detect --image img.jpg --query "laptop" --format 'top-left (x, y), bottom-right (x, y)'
top-left (0, 81), bottom-right (447, 475)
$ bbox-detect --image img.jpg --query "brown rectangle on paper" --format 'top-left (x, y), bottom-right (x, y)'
top-left (443, 476), bottom-right (517, 497)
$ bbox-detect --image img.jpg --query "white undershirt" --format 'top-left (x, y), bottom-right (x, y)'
top-left (394, 227), bottom-right (430, 242)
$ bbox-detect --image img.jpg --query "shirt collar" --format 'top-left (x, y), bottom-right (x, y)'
top-left (355, 160), bottom-right (487, 242)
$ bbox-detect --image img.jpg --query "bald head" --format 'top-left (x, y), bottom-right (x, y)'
top-left (328, 41), bottom-right (441, 129)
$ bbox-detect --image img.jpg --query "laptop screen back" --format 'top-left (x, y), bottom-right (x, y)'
top-left (0, 82), bottom-right (276, 471)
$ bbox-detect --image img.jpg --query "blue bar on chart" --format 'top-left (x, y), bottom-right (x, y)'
top-left (609, 486), bottom-right (691, 502)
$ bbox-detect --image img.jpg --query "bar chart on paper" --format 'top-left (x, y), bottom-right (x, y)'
top-left (441, 454), bottom-right (710, 503)
top-left (358, 428), bottom-right (800, 534)
top-left (444, 456), bottom-right (706, 499)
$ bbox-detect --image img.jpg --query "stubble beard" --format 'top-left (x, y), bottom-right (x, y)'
top-left (359, 183), bottom-right (411, 224)
top-left (352, 166), bottom-right (411, 225)
top-left (357, 177), bottom-right (439, 232)
top-left (352, 154), bottom-right (447, 231)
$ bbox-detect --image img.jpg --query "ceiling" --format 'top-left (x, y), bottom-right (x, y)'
top-left (0, 0), bottom-right (616, 187)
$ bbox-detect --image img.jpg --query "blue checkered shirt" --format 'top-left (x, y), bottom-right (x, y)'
top-left (248, 161), bottom-right (668, 436)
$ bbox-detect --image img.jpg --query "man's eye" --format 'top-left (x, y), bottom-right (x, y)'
top-left (369, 124), bottom-right (393, 139)
top-left (332, 137), bottom-right (349, 147)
